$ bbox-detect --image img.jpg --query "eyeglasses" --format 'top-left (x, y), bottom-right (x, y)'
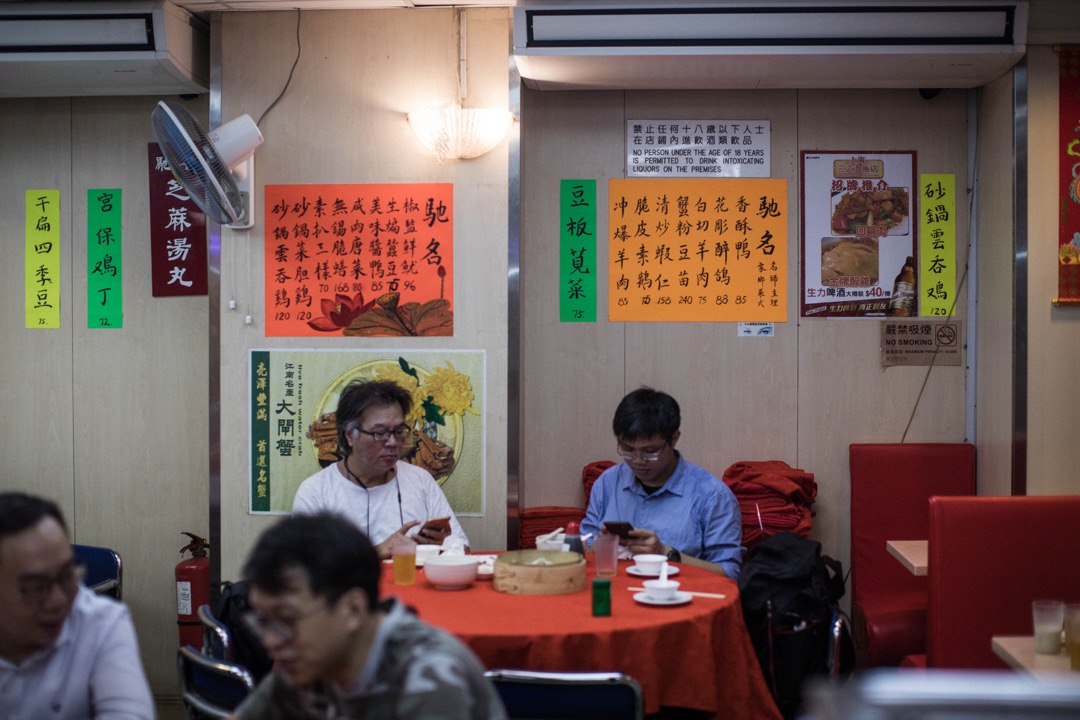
top-left (18, 562), bottom-right (85, 606)
top-left (241, 603), bottom-right (326, 644)
top-left (616, 442), bottom-right (668, 463)
top-left (355, 424), bottom-right (411, 444)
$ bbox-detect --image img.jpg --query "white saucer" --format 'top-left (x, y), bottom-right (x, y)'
top-left (627, 565), bottom-right (680, 578)
top-left (633, 591), bottom-right (692, 607)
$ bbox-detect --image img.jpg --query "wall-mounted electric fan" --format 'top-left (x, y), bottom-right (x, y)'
top-left (151, 101), bottom-right (263, 229)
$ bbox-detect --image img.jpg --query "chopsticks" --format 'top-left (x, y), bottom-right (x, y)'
top-left (627, 587), bottom-right (727, 599)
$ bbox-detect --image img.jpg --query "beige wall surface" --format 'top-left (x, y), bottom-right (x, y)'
top-left (216, 8), bottom-right (512, 581)
top-left (0, 96), bottom-right (210, 697)
top-left (975, 72), bottom-right (1017, 498)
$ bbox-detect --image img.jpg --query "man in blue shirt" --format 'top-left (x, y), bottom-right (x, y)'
top-left (581, 387), bottom-right (744, 579)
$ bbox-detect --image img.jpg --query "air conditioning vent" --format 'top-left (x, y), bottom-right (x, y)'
top-left (0, 1), bottom-right (209, 97)
top-left (514, 1), bottom-right (1028, 90)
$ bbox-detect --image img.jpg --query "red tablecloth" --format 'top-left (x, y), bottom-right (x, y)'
top-left (380, 556), bottom-right (781, 719)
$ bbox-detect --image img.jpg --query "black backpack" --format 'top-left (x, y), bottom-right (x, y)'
top-left (738, 532), bottom-right (851, 720)
top-left (214, 580), bottom-right (274, 683)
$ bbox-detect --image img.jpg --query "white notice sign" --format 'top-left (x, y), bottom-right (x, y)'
top-left (627, 120), bottom-right (771, 178)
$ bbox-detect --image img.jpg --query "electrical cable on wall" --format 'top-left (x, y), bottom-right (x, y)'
top-left (257, 8), bottom-right (303, 127)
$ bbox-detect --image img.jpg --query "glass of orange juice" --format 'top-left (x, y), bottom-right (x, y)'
top-left (392, 536), bottom-right (417, 586)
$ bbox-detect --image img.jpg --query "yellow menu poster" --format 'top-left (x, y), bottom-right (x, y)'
top-left (608, 178), bottom-right (787, 322)
top-left (25, 190), bottom-right (61, 329)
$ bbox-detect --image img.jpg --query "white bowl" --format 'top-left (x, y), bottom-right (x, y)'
top-left (537, 538), bottom-right (568, 551)
top-left (632, 553), bottom-right (667, 575)
top-left (643, 578), bottom-right (680, 601)
top-left (415, 544), bottom-right (442, 566)
top-left (423, 555), bottom-right (479, 590)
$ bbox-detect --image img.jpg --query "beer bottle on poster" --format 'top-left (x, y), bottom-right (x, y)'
top-left (887, 256), bottom-right (917, 317)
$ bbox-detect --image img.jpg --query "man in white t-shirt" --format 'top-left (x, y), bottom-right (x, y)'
top-left (292, 380), bottom-right (468, 559)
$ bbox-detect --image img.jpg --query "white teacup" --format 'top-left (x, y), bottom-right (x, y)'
top-left (632, 553), bottom-right (667, 575)
top-left (643, 579), bottom-right (680, 601)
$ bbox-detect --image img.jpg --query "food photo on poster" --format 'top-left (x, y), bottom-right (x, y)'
top-left (801, 151), bottom-right (917, 318)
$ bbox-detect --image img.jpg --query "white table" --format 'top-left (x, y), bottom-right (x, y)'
top-left (886, 539), bottom-right (928, 576)
top-left (992, 635), bottom-right (1074, 675)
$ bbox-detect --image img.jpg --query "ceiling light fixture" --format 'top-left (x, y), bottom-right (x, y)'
top-left (408, 9), bottom-right (514, 162)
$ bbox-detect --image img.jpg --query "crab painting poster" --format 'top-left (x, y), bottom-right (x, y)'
top-left (249, 349), bottom-right (484, 515)
top-left (263, 184), bottom-right (454, 337)
top-left (801, 151), bottom-right (917, 318)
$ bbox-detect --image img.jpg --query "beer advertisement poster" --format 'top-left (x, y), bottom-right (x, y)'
top-left (800, 151), bottom-right (917, 318)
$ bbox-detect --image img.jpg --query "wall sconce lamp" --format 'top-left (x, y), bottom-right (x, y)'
top-left (408, 102), bottom-right (515, 162)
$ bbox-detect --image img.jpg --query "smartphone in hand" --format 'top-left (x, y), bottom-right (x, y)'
top-left (603, 521), bottom-right (634, 539)
top-left (420, 516), bottom-right (451, 535)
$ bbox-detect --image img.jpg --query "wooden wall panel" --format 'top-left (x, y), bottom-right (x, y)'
top-left (0, 95), bottom-right (209, 697)
top-left (0, 100), bottom-right (75, 517)
top-left (218, 9), bottom-right (511, 579)
top-left (522, 87), bottom-right (970, 585)
top-left (976, 73), bottom-right (1017, 497)
top-left (519, 89), bottom-right (627, 509)
top-left (70, 96), bottom-right (210, 693)
top-left (795, 88), bottom-right (969, 582)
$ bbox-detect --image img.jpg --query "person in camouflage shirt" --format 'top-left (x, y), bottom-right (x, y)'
top-left (231, 513), bottom-right (506, 720)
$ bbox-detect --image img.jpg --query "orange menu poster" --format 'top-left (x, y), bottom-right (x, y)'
top-left (264, 184), bottom-right (454, 337)
top-left (609, 178), bottom-right (788, 322)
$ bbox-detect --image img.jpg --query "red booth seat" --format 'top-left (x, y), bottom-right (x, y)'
top-left (849, 443), bottom-right (975, 667)
top-left (903, 495), bottom-right (1080, 669)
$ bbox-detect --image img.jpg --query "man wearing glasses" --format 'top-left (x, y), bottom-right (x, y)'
top-left (293, 380), bottom-right (468, 559)
top-left (581, 387), bottom-right (744, 579)
top-left (232, 513), bottom-right (505, 720)
top-left (0, 492), bottom-right (153, 719)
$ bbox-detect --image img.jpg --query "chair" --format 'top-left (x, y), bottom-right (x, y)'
top-left (909, 495), bottom-right (1080, 669)
top-left (485, 669), bottom-right (643, 720)
top-left (177, 645), bottom-right (255, 720)
top-left (197, 604), bottom-right (232, 662)
top-left (848, 443), bottom-right (974, 667)
top-left (72, 543), bottom-right (123, 600)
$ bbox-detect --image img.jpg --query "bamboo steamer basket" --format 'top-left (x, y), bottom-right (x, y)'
top-left (493, 550), bottom-right (587, 595)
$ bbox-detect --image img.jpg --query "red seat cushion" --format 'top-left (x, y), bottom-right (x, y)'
top-left (852, 591), bottom-right (927, 666)
top-left (848, 443), bottom-right (974, 667)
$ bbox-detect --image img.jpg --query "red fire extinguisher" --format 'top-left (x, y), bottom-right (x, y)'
top-left (176, 532), bottom-right (210, 648)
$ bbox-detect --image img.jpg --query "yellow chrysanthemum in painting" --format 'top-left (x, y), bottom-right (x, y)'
top-left (424, 362), bottom-right (479, 416)
top-left (373, 366), bottom-right (426, 426)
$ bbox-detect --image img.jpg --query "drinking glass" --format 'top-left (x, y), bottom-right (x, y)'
top-left (1032, 599), bottom-right (1064, 655)
top-left (392, 537), bottom-right (417, 586)
top-left (594, 532), bottom-right (619, 577)
top-left (1064, 603), bottom-right (1080, 670)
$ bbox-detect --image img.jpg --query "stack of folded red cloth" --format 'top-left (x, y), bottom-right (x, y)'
top-left (721, 460), bottom-right (817, 551)
top-left (581, 460), bottom-right (615, 513)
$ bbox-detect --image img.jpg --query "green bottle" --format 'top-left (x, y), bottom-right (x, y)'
top-left (592, 578), bottom-right (611, 616)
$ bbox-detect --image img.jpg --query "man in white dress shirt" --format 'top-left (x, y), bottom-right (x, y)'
top-left (0, 491), bottom-right (154, 720)
top-left (293, 380), bottom-right (468, 559)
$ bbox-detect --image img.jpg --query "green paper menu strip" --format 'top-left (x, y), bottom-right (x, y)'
top-left (88, 189), bottom-right (123, 328)
top-left (251, 351), bottom-right (271, 512)
top-left (560, 179), bottom-right (597, 322)
top-left (25, 190), bottom-right (61, 328)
